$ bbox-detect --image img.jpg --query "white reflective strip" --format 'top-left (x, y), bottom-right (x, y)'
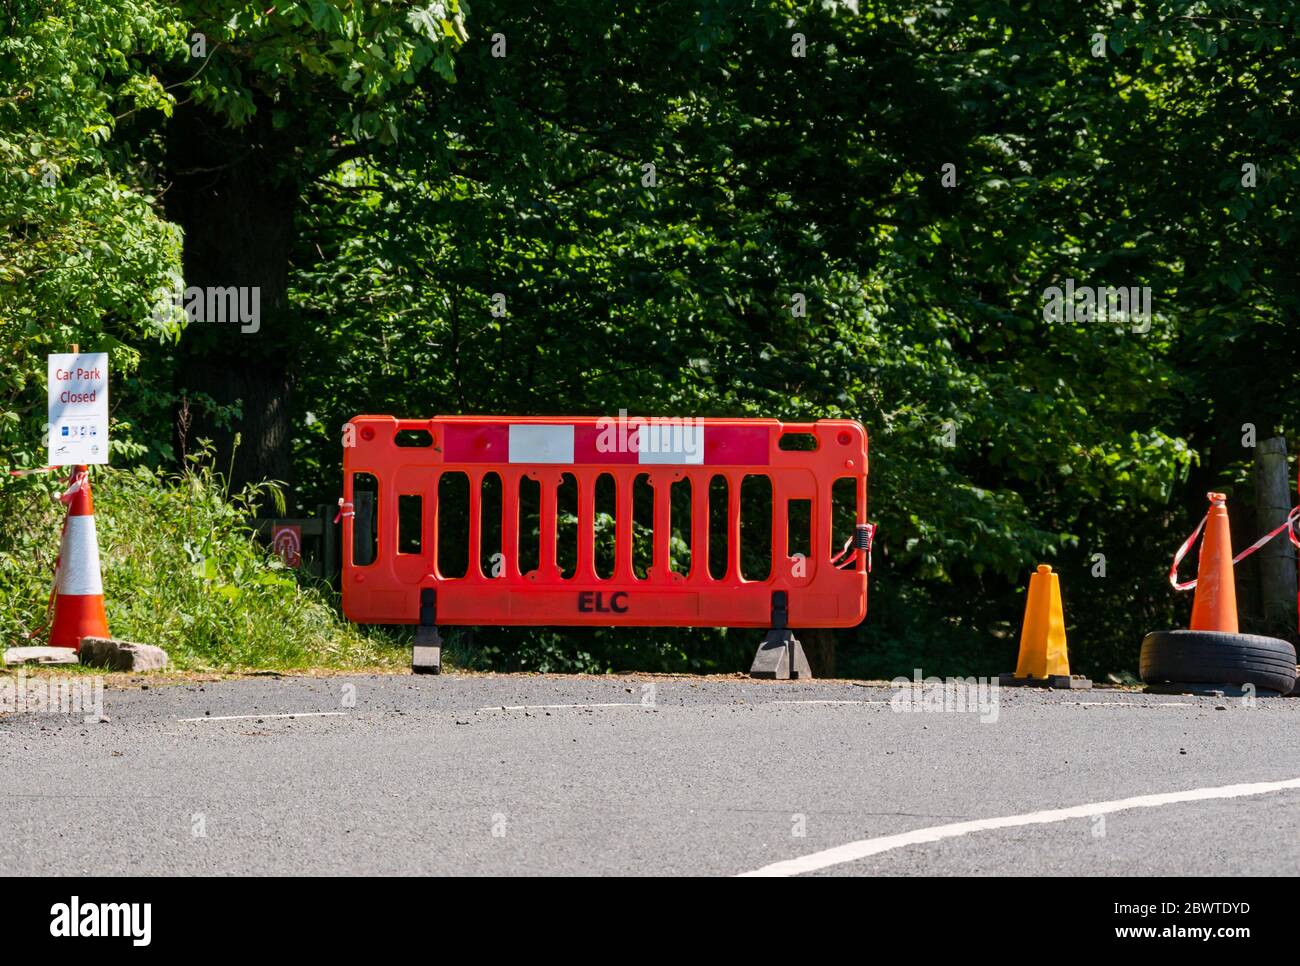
top-left (57, 515), bottom-right (103, 596)
top-left (508, 425), bottom-right (574, 463)
top-left (637, 421), bottom-right (704, 464)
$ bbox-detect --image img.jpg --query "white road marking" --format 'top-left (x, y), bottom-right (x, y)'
top-left (738, 776), bottom-right (1300, 877)
top-left (770, 699), bottom-right (890, 705)
top-left (1074, 701), bottom-right (1195, 707)
top-left (477, 699), bottom-right (894, 712)
top-left (477, 703), bottom-right (644, 711)
top-left (178, 712), bottom-right (348, 723)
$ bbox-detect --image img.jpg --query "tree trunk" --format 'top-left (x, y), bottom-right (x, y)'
top-left (1254, 437), bottom-right (1298, 644)
top-left (164, 100), bottom-right (299, 504)
top-left (1230, 493), bottom-right (1261, 633)
top-left (800, 627), bottom-right (837, 678)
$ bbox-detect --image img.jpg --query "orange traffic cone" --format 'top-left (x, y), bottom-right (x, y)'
top-left (999, 564), bottom-right (1091, 689)
top-left (1141, 490), bottom-right (1297, 695)
top-left (48, 466), bottom-right (109, 651)
top-left (1188, 492), bottom-right (1238, 633)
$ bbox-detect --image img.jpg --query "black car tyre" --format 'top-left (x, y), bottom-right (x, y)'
top-left (1140, 630), bottom-right (1297, 695)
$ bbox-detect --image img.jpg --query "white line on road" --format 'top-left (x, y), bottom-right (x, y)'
top-left (770, 699), bottom-right (890, 705)
top-left (1074, 701), bottom-right (1195, 707)
top-left (177, 712), bottom-right (348, 723)
top-left (477, 703), bottom-right (644, 711)
top-left (738, 775), bottom-right (1300, 877)
top-left (476, 699), bottom-right (895, 712)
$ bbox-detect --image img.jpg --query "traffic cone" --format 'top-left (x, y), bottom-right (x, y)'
top-left (1188, 492), bottom-right (1238, 633)
top-left (1140, 490), bottom-right (1297, 695)
top-left (48, 466), bottom-right (109, 651)
top-left (999, 564), bottom-right (1091, 689)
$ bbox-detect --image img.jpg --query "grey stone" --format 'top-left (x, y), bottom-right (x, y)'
top-left (78, 637), bottom-right (169, 672)
top-left (2, 646), bottom-right (79, 667)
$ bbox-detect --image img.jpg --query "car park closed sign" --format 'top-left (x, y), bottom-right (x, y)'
top-left (48, 352), bottom-right (109, 466)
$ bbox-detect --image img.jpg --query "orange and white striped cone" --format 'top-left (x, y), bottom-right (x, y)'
top-left (1188, 492), bottom-right (1238, 633)
top-left (48, 466), bottom-right (109, 651)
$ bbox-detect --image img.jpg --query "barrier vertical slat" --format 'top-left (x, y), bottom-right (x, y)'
top-left (502, 470), bottom-right (520, 578)
top-left (428, 473), bottom-right (444, 574)
top-left (727, 471), bottom-right (742, 581)
top-left (577, 471), bottom-right (596, 582)
top-left (653, 477), bottom-right (671, 577)
top-left (389, 482), bottom-right (400, 570)
top-left (816, 477), bottom-right (831, 566)
top-left (539, 471), bottom-right (559, 579)
top-left (467, 469), bottom-right (483, 580)
top-left (342, 473), bottom-right (354, 568)
top-left (615, 474), bottom-right (634, 580)
top-left (771, 479), bottom-right (788, 580)
top-left (423, 472), bottom-right (437, 578)
top-left (690, 472), bottom-right (710, 583)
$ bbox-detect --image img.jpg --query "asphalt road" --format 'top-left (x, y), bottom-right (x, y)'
top-left (3, 673), bottom-right (1298, 876)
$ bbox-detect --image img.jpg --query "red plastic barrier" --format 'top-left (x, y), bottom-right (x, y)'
top-left (341, 415), bottom-right (869, 629)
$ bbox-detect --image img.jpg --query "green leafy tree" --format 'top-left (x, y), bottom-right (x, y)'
top-left (155, 0), bottom-right (469, 491)
top-left (1, 0), bottom-right (186, 469)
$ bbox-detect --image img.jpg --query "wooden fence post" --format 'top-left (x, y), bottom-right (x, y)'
top-left (354, 489), bottom-right (375, 566)
top-left (1255, 436), bottom-right (1298, 643)
top-left (320, 502), bottom-right (339, 586)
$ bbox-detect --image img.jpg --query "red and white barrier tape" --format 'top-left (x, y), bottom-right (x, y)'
top-left (831, 538), bottom-right (852, 566)
top-left (334, 498), bottom-right (354, 524)
top-left (58, 469), bottom-right (88, 505)
top-left (1170, 493), bottom-right (1300, 591)
top-left (6, 465), bottom-right (58, 477)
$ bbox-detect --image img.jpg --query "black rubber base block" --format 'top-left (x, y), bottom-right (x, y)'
top-left (998, 673), bottom-right (1092, 689)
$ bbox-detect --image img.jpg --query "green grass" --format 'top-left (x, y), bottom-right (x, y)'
top-left (0, 458), bottom-right (406, 672)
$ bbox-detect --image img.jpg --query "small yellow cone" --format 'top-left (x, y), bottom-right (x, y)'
top-left (1001, 564), bottom-right (1090, 688)
top-left (1015, 564), bottom-right (1070, 678)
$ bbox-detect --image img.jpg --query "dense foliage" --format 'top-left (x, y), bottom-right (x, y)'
top-left (3, 1), bottom-right (1298, 675)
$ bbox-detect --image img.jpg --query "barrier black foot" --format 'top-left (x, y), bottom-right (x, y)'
top-left (749, 590), bottom-right (812, 680)
top-left (412, 624), bottom-right (442, 674)
top-left (750, 628), bottom-right (813, 680)
top-left (412, 587), bottom-right (441, 675)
